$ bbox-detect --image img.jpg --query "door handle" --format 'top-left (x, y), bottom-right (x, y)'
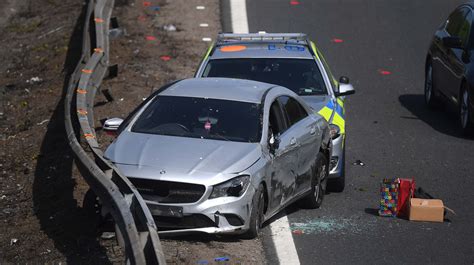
top-left (290, 137), bottom-right (297, 146)
top-left (310, 126), bottom-right (317, 135)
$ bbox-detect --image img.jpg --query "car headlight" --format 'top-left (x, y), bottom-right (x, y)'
top-left (209, 175), bottom-right (251, 199)
top-left (329, 124), bottom-right (340, 139)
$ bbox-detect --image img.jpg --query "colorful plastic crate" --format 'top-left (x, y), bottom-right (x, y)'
top-left (379, 178), bottom-right (399, 217)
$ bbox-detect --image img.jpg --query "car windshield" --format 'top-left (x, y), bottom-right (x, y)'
top-left (202, 58), bottom-right (327, 96)
top-left (131, 96), bottom-right (261, 143)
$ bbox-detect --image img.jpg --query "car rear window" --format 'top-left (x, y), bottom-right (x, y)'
top-left (202, 58), bottom-right (327, 96)
top-left (131, 96), bottom-right (261, 143)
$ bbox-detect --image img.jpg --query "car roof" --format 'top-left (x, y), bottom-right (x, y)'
top-left (209, 33), bottom-right (315, 60)
top-left (160, 78), bottom-right (275, 103)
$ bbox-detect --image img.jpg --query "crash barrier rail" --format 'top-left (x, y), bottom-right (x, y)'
top-left (64, 0), bottom-right (166, 263)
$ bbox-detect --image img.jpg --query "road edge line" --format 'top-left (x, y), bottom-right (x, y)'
top-left (229, 0), bottom-right (249, 33)
top-left (270, 215), bottom-right (301, 265)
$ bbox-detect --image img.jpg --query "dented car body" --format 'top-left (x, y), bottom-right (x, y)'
top-left (104, 78), bottom-right (331, 236)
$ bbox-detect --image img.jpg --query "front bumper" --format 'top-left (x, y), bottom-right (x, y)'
top-left (329, 133), bottom-right (345, 179)
top-left (146, 184), bottom-right (256, 235)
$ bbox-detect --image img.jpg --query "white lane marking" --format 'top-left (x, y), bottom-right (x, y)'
top-left (202, 37), bottom-right (212, 42)
top-left (270, 215), bottom-right (301, 265)
top-left (199, 23), bottom-right (209, 27)
top-left (229, 0), bottom-right (249, 33)
top-left (196, 5), bottom-right (205, 10)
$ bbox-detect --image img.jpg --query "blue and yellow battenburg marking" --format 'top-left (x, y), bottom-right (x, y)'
top-left (317, 99), bottom-right (346, 135)
top-left (310, 40), bottom-right (346, 135)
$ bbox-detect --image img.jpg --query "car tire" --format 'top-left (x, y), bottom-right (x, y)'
top-left (242, 184), bottom-right (265, 239)
top-left (460, 84), bottom-right (474, 135)
top-left (299, 152), bottom-right (328, 209)
top-left (425, 61), bottom-right (440, 108)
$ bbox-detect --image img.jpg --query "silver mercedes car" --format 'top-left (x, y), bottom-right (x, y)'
top-left (103, 78), bottom-right (331, 238)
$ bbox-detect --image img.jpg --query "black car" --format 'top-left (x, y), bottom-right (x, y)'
top-left (425, 2), bottom-right (474, 134)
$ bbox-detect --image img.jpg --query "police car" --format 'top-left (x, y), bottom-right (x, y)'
top-left (195, 33), bottom-right (355, 191)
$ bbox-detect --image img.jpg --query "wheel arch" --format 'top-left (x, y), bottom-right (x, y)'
top-left (460, 78), bottom-right (467, 95)
top-left (459, 78), bottom-right (470, 104)
top-left (319, 146), bottom-right (330, 165)
top-left (460, 78), bottom-right (474, 119)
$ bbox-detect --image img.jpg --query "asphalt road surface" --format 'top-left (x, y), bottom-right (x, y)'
top-left (245, 1), bottom-right (474, 264)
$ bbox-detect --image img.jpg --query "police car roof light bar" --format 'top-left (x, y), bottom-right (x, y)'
top-left (217, 33), bottom-right (309, 44)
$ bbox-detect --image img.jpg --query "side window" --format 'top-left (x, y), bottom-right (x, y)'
top-left (269, 100), bottom-right (286, 136)
top-left (278, 96), bottom-right (308, 127)
top-left (446, 8), bottom-right (469, 37)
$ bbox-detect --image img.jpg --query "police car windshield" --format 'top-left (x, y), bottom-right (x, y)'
top-left (202, 58), bottom-right (327, 96)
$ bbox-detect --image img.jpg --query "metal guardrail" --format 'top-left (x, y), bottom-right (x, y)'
top-left (64, 0), bottom-right (166, 264)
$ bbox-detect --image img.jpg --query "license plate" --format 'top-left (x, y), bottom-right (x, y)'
top-left (148, 204), bottom-right (183, 218)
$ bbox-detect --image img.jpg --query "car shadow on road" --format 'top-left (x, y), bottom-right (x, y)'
top-left (364, 208), bottom-right (380, 217)
top-left (32, 2), bottom-right (111, 263)
top-left (398, 94), bottom-right (474, 139)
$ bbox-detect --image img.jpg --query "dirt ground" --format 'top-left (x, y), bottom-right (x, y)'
top-left (0, 0), bottom-right (265, 264)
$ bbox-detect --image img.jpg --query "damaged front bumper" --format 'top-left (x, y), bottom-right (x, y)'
top-left (145, 185), bottom-right (256, 235)
top-left (154, 213), bottom-right (246, 235)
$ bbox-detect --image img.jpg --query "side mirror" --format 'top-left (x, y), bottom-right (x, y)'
top-left (443, 36), bottom-right (463, 49)
top-left (103, 118), bottom-right (124, 135)
top-left (268, 133), bottom-right (280, 154)
top-left (335, 76), bottom-right (355, 97)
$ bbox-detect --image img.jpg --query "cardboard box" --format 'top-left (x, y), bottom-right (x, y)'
top-left (409, 198), bottom-right (444, 222)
